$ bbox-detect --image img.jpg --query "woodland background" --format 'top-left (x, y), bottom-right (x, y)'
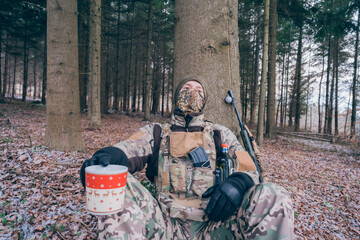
top-left (0, 0), bottom-right (360, 239)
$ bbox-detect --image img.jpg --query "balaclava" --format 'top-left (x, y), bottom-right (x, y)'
top-left (174, 78), bottom-right (207, 114)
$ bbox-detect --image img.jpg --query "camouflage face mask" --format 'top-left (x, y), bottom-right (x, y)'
top-left (176, 89), bottom-right (205, 113)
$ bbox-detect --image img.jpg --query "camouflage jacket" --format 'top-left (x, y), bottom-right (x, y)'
top-left (113, 113), bottom-right (260, 221)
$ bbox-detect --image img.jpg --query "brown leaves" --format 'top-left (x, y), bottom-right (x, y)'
top-left (261, 136), bottom-right (360, 239)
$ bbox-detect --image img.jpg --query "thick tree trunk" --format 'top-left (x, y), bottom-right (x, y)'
top-left (257, 0), bottom-right (270, 146)
top-left (294, 23), bottom-right (303, 132)
top-left (88, 0), bottom-right (102, 127)
top-left (144, 0), bottom-right (153, 120)
top-left (266, 0), bottom-right (278, 138)
top-left (174, 0), bottom-right (241, 133)
top-left (45, 0), bottom-right (83, 151)
top-left (351, 8), bottom-right (360, 137)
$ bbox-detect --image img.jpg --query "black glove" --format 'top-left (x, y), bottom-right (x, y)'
top-left (80, 147), bottom-right (129, 188)
top-left (202, 172), bottom-right (254, 222)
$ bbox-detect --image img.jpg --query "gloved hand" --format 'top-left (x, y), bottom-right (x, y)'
top-left (80, 147), bottom-right (129, 188)
top-left (202, 172), bottom-right (254, 222)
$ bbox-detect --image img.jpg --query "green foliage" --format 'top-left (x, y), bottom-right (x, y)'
top-left (141, 179), bottom-right (155, 196)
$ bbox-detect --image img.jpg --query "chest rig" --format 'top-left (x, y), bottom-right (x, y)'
top-left (154, 121), bottom-right (217, 221)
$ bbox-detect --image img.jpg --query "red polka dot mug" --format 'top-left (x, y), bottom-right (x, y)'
top-left (85, 165), bottom-right (128, 215)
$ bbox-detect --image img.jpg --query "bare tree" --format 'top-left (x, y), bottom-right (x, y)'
top-left (257, 0), bottom-right (270, 146)
top-left (45, 0), bottom-right (83, 151)
top-left (88, 0), bottom-right (102, 127)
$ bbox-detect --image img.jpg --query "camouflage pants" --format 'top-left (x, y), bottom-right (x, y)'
top-left (98, 174), bottom-right (294, 240)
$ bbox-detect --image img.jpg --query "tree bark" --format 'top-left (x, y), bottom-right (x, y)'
top-left (45, 0), bottom-right (84, 151)
top-left (174, 0), bottom-right (241, 133)
top-left (266, 0), bottom-right (278, 138)
top-left (88, 0), bottom-right (102, 127)
top-left (257, 0), bottom-right (270, 146)
top-left (144, 0), bottom-right (153, 120)
top-left (351, 7), bottom-right (359, 137)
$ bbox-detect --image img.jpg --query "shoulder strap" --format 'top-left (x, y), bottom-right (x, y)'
top-left (146, 124), bottom-right (162, 182)
top-left (213, 129), bottom-right (222, 159)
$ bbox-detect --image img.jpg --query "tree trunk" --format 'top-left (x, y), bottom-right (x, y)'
top-left (42, 28), bottom-right (47, 104)
top-left (294, 23), bottom-right (303, 132)
top-left (324, 29), bottom-right (332, 133)
top-left (12, 49), bottom-right (17, 99)
top-left (2, 34), bottom-right (8, 99)
top-left (45, 0), bottom-right (83, 151)
top-left (144, 0), bottom-right (153, 120)
top-left (257, 0), bottom-right (270, 146)
top-left (284, 26), bottom-right (292, 127)
top-left (327, 39), bottom-right (336, 135)
top-left (22, 21), bottom-right (29, 102)
top-left (100, 0), bottom-right (110, 114)
top-left (88, 0), bottom-right (102, 127)
top-left (161, 40), bottom-right (166, 116)
top-left (33, 54), bottom-right (36, 100)
top-left (334, 37), bottom-right (339, 136)
top-left (250, 15), bottom-right (261, 125)
top-left (318, 51), bottom-right (325, 133)
top-left (174, 0), bottom-right (241, 133)
top-left (113, 2), bottom-right (121, 110)
top-left (279, 53), bottom-right (285, 127)
top-left (351, 7), bottom-right (360, 137)
top-left (344, 88), bottom-right (351, 135)
top-left (0, 34), bottom-right (2, 102)
top-left (266, 0), bottom-right (278, 138)
top-left (78, 0), bottom-right (89, 111)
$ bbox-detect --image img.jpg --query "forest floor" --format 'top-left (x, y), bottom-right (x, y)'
top-left (0, 100), bottom-right (359, 240)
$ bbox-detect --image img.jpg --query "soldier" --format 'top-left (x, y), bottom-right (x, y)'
top-left (80, 79), bottom-right (294, 239)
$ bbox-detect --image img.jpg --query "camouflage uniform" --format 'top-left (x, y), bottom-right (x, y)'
top-left (97, 113), bottom-right (294, 239)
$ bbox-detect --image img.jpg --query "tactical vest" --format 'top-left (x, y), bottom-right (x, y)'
top-left (154, 122), bottom-right (218, 222)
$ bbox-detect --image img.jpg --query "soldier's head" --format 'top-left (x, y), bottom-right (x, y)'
top-left (174, 78), bottom-right (207, 114)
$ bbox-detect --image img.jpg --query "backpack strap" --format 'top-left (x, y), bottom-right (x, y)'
top-left (146, 124), bottom-right (162, 182)
top-left (213, 129), bottom-right (222, 159)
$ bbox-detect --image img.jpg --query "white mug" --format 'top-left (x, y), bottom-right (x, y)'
top-left (85, 165), bottom-right (128, 215)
